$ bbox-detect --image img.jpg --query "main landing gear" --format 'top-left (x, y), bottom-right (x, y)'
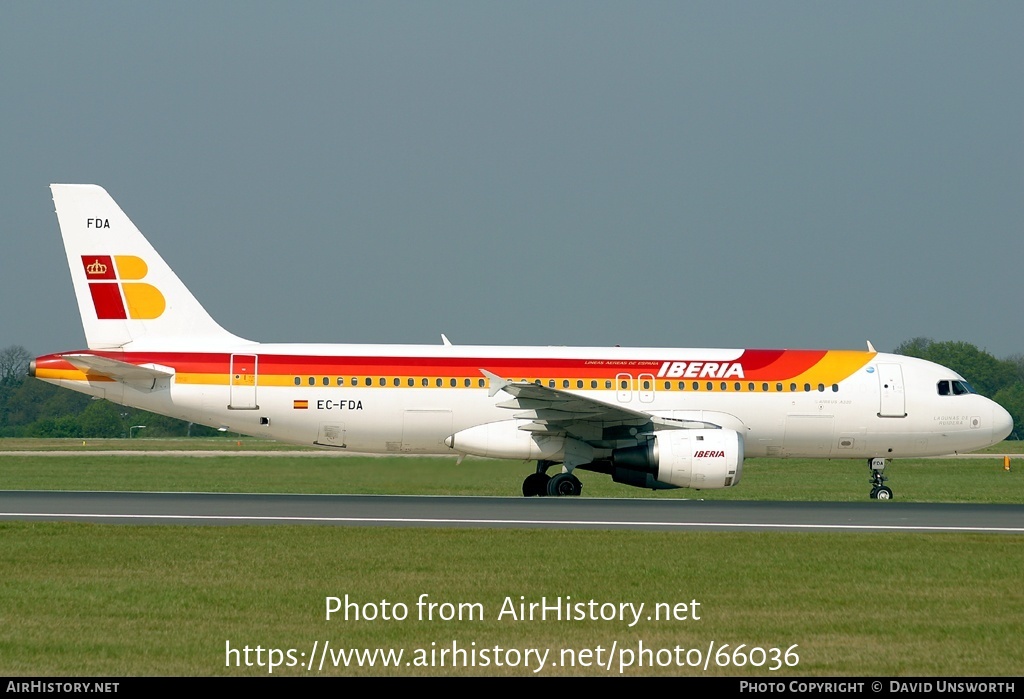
top-left (868, 457), bottom-right (893, 500)
top-left (522, 460), bottom-right (583, 497)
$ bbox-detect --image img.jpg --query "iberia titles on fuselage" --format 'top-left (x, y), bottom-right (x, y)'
top-left (31, 185), bottom-right (1013, 498)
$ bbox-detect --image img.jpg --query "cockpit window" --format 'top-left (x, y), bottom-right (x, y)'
top-left (938, 380), bottom-right (976, 396)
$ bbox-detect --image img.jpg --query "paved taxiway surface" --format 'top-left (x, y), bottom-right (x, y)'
top-left (1, 491), bottom-right (1021, 533)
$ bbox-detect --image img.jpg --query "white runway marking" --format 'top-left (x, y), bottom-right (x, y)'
top-left (3, 510), bottom-right (1023, 533)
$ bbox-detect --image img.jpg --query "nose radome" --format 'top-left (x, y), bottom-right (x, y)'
top-left (993, 403), bottom-right (1013, 443)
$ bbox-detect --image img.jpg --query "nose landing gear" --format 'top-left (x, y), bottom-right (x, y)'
top-left (868, 458), bottom-right (893, 500)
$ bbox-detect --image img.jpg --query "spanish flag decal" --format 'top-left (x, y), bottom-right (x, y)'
top-left (293, 400), bottom-right (309, 410)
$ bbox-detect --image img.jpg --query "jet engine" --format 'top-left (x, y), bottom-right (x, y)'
top-left (611, 429), bottom-right (743, 490)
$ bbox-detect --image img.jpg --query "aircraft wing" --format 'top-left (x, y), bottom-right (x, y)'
top-left (480, 369), bottom-right (719, 445)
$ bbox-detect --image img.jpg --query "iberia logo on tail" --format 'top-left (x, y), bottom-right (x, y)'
top-left (81, 255), bottom-right (166, 319)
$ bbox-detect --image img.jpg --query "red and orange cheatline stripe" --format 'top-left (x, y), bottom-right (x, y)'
top-left (32, 349), bottom-right (875, 394)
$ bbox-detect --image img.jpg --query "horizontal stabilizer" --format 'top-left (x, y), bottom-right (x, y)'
top-left (61, 353), bottom-right (173, 381)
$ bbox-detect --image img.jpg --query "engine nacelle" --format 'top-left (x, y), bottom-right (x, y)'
top-left (612, 429), bottom-right (744, 489)
top-left (445, 420), bottom-right (565, 461)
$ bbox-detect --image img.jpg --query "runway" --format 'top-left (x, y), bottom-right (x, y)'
top-left (0, 450), bottom-right (1017, 458)
top-left (1, 490), bottom-right (1022, 533)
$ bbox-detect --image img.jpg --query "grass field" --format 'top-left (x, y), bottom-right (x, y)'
top-left (0, 437), bottom-right (313, 451)
top-left (2, 524), bottom-right (1021, 676)
top-left (1, 441), bottom-right (1022, 676)
top-left (1, 448), bottom-right (1020, 503)
top-left (978, 440), bottom-right (1024, 454)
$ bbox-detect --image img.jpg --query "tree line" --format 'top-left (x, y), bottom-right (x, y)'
top-left (1, 340), bottom-right (1021, 440)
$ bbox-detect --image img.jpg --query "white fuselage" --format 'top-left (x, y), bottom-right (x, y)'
top-left (35, 343), bottom-right (1012, 462)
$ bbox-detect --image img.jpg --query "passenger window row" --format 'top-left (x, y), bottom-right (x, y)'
top-left (289, 376), bottom-right (840, 392)
top-left (293, 376), bottom-right (488, 388)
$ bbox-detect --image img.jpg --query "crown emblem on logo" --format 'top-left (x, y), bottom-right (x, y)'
top-left (86, 259), bottom-right (108, 275)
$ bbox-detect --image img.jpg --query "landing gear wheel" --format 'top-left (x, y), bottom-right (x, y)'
top-left (546, 472), bottom-right (583, 497)
top-left (868, 458), bottom-right (892, 500)
top-left (523, 460), bottom-right (557, 497)
top-left (522, 472), bottom-right (551, 497)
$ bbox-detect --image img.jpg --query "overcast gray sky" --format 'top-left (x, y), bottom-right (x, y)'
top-left (2, 2), bottom-right (1021, 358)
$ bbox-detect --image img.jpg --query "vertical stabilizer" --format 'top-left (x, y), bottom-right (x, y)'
top-left (51, 184), bottom-right (249, 349)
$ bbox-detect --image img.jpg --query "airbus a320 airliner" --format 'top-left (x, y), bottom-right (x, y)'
top-left (31, 185), bottom-right (1013, 499)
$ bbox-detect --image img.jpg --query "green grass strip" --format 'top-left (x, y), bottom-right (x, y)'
top-left (1, 453), bottom-right (1020, 502)
top-left (1, 523), bottom-right (1021, 676)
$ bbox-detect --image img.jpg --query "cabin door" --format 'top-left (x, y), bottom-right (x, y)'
top-left (229, 354), bottom-right (259, 410)
top-left (877, 363), bottom-right (906, 418)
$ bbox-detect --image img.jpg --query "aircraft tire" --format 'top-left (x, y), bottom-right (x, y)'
top-left (546, 473), bottom-right (582, 497)
top-left (875, 486), bottom-right (893, 500)
top-left (522, 473), bottom-right (550, 497)
top-left (869, 487), bottom-right (878, 499)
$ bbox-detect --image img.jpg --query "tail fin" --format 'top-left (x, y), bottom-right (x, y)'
top-left (51, 184), bottom-right (249, 350)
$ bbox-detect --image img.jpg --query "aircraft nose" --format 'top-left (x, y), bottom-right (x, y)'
top-left (992, 402), bottom-right (1014, 442)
